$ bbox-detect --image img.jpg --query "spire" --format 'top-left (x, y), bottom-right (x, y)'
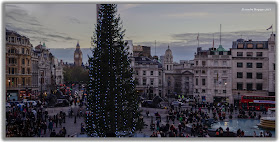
top-left (212, 34), bottom-right (215, 49)
top-left (76, 40), bottom-right (80, 48)
top-left (168, 44), bottom-right (169, 49)
top-left (43, 42), bottom-right (46, 47)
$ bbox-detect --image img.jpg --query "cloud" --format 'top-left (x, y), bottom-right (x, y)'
top-left (68, 17), bottom-right (81, 24)
top-left (46, 34), bottom-right (76, 41)
top-left (118, 4), bottom-right (142, 12)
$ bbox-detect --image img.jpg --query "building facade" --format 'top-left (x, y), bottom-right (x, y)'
top-left (31, 49), bottom-right (39, 97)
top-left (231, 38), bottom-right (270, 106)
top-left (74, 41), bottom-right (83, 66)
top-left (162, 46), bottom-right (194, 101)
top-left (267, 34), bottom-right (276, 96)
top-left (132, 56), bottom-right (162, 99)
top-left (193, 45), bottom-right (232, 104)
top-left (6, 29), bottom-right (33, 101)
top-left (133, 45), bottom-right (151, 58)
top-left (34, 42), bottom-right (53, 95)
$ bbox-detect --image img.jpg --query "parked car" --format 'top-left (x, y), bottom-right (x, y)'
top-left (142, 100), bottom-right (158, 108)
top-left (6, 102), bottom-right (11, 108)
top-left (55, 99), bottom-right (70, 107)
top-left (23, 100), bottom-right (37, 107)
top-left (171, 101), bottom-right (184, 106)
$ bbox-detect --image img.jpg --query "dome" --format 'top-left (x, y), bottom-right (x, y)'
top-left (165, 45), bottom-right (172, 55)
top-left (216, 45), bottom-right (226, 52)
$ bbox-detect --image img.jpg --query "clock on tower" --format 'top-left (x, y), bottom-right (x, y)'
top-left (74, 41), bottom-right (83, 66)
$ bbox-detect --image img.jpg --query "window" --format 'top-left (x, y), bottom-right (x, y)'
top-left (196, 78), bottom-right (198, 85)
top-left (22, 68), bottom-right (25, 74)
top-left (238, 43), bottom-right (244, 49)
top-left (11, 68), bottom-right (15, 74)
top-left (247, 44), bottom-right (253, 49)
top-left (143, 78), bottom-right (146, 85)
top-left (256, 73), bottom-right (262, 79)
top-left (196, 61), bottom-right (198, 65)
top-left (136, 70), bottom-right (138, 75)
top-left (237, 72), bottom-right (243, 78)
top-left (202, 70), bottom-right (205, 74)
top-left (237, 83), bottom-right (243, 90)
top-left (222, 79), bottom-right (227, 84)
top-left (223, 70), bottom-right (227, 75)
top-left (143, 70), bottom-right (146, 75)
top-left (257, 44), bottom-right (263, 49)
top-left (195, 89), bottom-right (198, 93)
top-left (159, 71), bottom-right (161, 76)
top-left (256, 63), bottom-right (263, 68)
top-left (247, 63), bottom-right (253, 68)
top-left (195, 70), bottom-right (198, 74)
top-left (214, 61), bottom-right (218, 66)
top-left (223, 90), bottom-right (226, 93)
top-left (237, 62), bottom-right (243, 68)
top-left (22, 77), bottom-right (25, 85)
top-left (256, 83), bottom-right (263, 90)
top-left (247, 73), bottom-right (252, 79)
top-left (237, 52), bottom-right (243, 56)
top-left (150, 79), bottom-right (154, 86)
top-left (215, 90), bottom-right (218, 94)
top-left (256, 52), bottom-right (263, 57)
top-left (22, 48), bottom-right (24, 54)
top-left (150, 71), bottom-right (153, 76)
top-left (202, 79), bottom-right (206, 86)
top-left (214, 79), bottom-right (217, 84)
top-left (202, 61), bottom-right (206, 66)
top-left (223, 61), bottom-right (227, 66)
top-left (247, 52), bottom-right (253, 57)
top-left (168, 81), bottom-right (171, 86)
top-left (202, 89), bottom-right (205, 93)
top-left (159, 79), bottom-right (161, 85)
top-left (273, 64), bottom-right (275, 70)
top-left (247, 83), bottom-right (253, 91)
top-left (214, 70), bottom-right (218, 74)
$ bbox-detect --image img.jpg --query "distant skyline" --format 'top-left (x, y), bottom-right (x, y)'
top-left (5, 3), bottom-right (276, 62)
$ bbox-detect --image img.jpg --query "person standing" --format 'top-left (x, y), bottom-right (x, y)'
top-left (48, 120), bottom-right (53, 132)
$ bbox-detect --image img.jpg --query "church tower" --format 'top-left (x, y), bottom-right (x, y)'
top-left (74, 41), bottom-right (83, 66)
top-left (164, 45), bottom-right (173, 71)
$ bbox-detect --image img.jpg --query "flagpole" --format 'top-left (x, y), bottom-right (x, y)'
top-left (198, 32), bottom-right (199, 47)
top-left (272, 24), bottom-right (273, 34)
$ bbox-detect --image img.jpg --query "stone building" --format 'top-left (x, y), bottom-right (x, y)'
top-left (162, 46), bottom-right (194, 101)
top-left (267, 34), bottom-right (276, 96)
top-left (6, 29), bottom-right (33, 101)
top-left (133, 45), bottom-right (151, 58)
top-left (31, 49), bottom-right (39, 97)
top-left (131, 56), bottom-right (163, 99)
top-left (34, 42), bottom-right (53, 95)
top-left (193, 45), bottom-right (232, 104)
top-left (231, 38), bottom-right (270, 106)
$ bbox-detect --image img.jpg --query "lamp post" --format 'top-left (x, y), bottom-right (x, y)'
top-left (224, 82), bottom-right (227, 105)
top-left (238, 92), bottom-right (240, 109)
top-left (8, 79), bottom-right (11, 87)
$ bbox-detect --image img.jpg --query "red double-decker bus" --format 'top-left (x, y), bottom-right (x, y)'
top-left (240, 95), bottom-right (275, 111)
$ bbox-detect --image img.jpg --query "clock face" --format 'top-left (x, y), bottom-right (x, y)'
top-left (75, 54), bottom-right (79, 58)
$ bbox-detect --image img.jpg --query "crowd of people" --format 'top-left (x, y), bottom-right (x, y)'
top-left (6, 100), bottom-right (86, 137)
top-left (148, 103), bottom-right (273, 138)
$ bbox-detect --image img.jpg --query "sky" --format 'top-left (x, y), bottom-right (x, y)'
top-left (5, 3), bottom-right (276, 62)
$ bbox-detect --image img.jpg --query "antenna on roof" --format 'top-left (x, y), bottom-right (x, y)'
top-left (155, 40), bottom-right (156, 56)
top-left (220, 24), bottom-right (222, 45)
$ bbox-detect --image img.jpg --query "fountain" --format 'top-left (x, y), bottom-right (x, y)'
top-left (257, 108), bottom-right (275, 130)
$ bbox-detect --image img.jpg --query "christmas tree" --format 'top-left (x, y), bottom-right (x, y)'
top-left (86, 4), bottom-right (141, 137)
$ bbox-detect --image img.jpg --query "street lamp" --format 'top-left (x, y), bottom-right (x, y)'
top-left (224, 82), bottom-right (227, 105)
top-left (8, 79), bottom-right (11, 87)
top-left (238, 92), bottom-right (240, 108)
